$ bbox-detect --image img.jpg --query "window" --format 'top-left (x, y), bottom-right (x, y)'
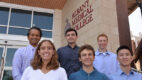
top-left (10, 9), bottom-right (32, 28)
top-left (33, 12), bottom-right (53, 38)
top-left (0, 7), bottom-right (9, 25)
top-left (8, 27), bottom-right (28, 35)
top-left (5, 48), bottom-right (17, 66)
top-left (0, 26), bottom-right (7, 34)
top-left (2, 70), bottom-right (12, 80)
top-left (0, 47), bottom-right (3, 66)
top-left (33, 12), bottom-right (53, 30)
top-left (0, 7), bottom-right (9, 34)
top-left (0, 6), bottom-right (53, 38)
top-left (42, 31), bottom-right (52, 38)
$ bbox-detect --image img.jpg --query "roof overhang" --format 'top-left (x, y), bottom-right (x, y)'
top-left (128, 0), bottom-right (142, 15)
top-left (0, 0), bottom-right (140, 15)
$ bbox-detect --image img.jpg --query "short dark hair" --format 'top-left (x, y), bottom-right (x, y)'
top-left (65, 28), bottom-right (78, 36)
top-left (117, 45), bottom-right (133, 56)
top-left (78, 44), bottom-right (95, 57)
top-left (27, 27), bottom-right (42, 37)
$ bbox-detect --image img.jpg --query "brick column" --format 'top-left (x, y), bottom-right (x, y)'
top-left (116, 0), bottom-right (132, 49)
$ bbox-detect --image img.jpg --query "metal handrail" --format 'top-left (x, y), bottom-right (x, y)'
top-left (132, 68), bottom-right (142, 74)
top-left (0, 57), bottom-right (4, 79)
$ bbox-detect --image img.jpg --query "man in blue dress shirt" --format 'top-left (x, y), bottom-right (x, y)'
top-left (69, 44), bottom-right (109, 80)
top-left (57, 28), bottom-right (81, 77)
top-left (110, 45), bottom-right (142, 80)
top-left (93, 34), bottom-right (119, 77)
top-left (12, 27), bottom-right (42, 80)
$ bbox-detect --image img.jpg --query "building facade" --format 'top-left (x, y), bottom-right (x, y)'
top-left (0, 0), bottom-right (132, 79)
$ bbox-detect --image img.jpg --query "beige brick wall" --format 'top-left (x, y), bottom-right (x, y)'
top-left (53, 9), bottom-right (63, 49)
top-left (0, 0), bottom-right (132, 78)
top-left (1, 0), bottom-right (120, 52)
top-left (60, 0), bottom-right (120, 52)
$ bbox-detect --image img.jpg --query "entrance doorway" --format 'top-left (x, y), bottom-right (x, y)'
top-left (0, 40), bottom-right (27, 80)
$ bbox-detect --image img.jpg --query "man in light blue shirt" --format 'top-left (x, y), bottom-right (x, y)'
top-left (93, 34), bottom-right (119, 77)
top-left (110, 45), bottom-right (142, 80)
top-left (12, 27), bottom-right (42, 80)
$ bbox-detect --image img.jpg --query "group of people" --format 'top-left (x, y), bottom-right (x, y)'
top-left (12, 27), bottom-right (142, 80)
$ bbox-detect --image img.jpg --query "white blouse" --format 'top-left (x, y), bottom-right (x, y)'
top-left (21, 66), bottom-right (68, 80)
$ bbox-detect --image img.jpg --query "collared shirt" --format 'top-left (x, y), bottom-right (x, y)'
top-left (93, 49), bottom-right (119, 77)
top-left (109, 68), bottom-right (142, 80)
top-left (12, 45), bottom-right (36, 80)
top-left (69, 68), bottom-right (109, 80)
top-left (57, 45), bottom-right (81, 77)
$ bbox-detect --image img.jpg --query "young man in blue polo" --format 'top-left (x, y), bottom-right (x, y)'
top-left (69, 44), bottom-right (109, 80)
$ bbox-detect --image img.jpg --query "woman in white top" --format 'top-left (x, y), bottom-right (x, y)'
top-left (21, 40), bottom-right (68, 80)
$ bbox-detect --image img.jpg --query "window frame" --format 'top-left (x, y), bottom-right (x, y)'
top-left (0, 2), bottom-right (54, 40)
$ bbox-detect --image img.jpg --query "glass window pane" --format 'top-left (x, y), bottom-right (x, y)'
top-left (2, 70), bottom-right (13, 80)
top-left (42, 31), bottom-right (52, 38)
top-left (0, 26), bottom-right (7, 34)
top-left (0, 7), bottom-right (9, 25)
top-left (8, 27), bottom-right (28, 36)
top-left (0, 47), bottom-right (3, 66)
top-left (5, 48), bottom-right (17, 66)
top-left (10, 9), bottom-right (32, 28)
top-left (33, 12), bottom-right (53, 30)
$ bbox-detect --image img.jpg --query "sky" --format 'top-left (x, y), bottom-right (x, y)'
top-left (129, 7), bottom-right (142, 36)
